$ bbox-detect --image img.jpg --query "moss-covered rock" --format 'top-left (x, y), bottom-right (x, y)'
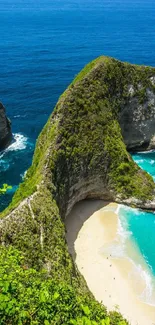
top-left (1, 56), bottom-right (155, 324)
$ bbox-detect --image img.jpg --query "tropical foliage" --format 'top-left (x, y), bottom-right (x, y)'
top-left (0, 183), bottom-right (12, 195)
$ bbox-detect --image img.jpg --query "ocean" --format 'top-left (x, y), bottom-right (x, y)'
top-left (1, 0), bottom-right (155, 306)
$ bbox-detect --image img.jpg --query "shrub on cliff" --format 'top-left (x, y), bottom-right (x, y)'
top-left (0, 246), bottom-right (128, 325)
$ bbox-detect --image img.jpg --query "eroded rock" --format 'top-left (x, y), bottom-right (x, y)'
top-left (0, 102), bottom-right (12, 150)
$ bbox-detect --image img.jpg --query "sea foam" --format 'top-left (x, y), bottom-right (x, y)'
top-left (118, 205), bottom-right (155, 306)
top-left (0, 133), bottom-right (28, 160)
top-left (101, 204), bottom-right (155, 306)
top-left (137, 149), bottom-right (155, 154)
top-left (6, 133), bottom-right (28, 152)
top-left (0, 133), bottom-right (29, 171)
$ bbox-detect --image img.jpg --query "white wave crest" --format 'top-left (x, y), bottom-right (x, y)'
top-left (128, 259), bottom-right (155, 306)
top-left (8, 133), bottom-right (28, 151)
top-left (117, 216), bottom-right (132, 243)
top-left (117, 206), bottom-right (155, 306)
top-left (119, 204), bottom-right (140, 216)
top-left (137, 149), bottom-right (155, 154)
top-left (20, 170), bottom-right (27, 180)
top-left (0, 133), bottom-right (28, 159)
top-left (116, 204), bottom-right (121, 215)
top-left (134, 159), bottom-right (144, 163)
top-left (101, 204), bottom-right (155, 306)
top-left (139, 265), bottom-right (153, 304)
top-left (100, 209), bottom-right (132, 258)
top-left (150, 159), bottom-right (155, 165)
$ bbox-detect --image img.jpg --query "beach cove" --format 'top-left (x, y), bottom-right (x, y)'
top-left (66, 200), bottom-right (155, 325)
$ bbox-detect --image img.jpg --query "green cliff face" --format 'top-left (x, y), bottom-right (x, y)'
top-left (1, 56), bottom-right (155, 324)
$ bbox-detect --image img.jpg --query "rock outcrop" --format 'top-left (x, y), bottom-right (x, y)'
top-left (119, 82), bottom-right (155, 151)
top-left (0, 102), bottom-right (12, 150)
top-left (1, 56), bottom-right (155, 324)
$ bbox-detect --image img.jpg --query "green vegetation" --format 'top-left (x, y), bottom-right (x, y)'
top-left (0, 246), bottom-right (127, 325)
top-left (1, 56), bottom-right (155, 324)
top-left (71, 56), bottom-right (107, 85)
top-left (51, 56), bottom-right (155, 206)
top-left (0, 184), bottom-right (12, 195)
top-left (70, 317), bottom-right (127, 325)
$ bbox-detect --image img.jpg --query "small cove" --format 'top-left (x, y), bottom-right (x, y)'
top-left (66, 200), bottom-right (155, 324)
top-left (66, 150), bottom-right (155, 313)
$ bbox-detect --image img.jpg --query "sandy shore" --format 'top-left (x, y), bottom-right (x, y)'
top-left (65, 200), bottom-right (155, 325)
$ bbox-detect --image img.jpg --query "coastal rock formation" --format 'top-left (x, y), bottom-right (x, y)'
top-left (1, 55), bottom-right (155, 262)
top-left (1, 56), bottom-right (155, 323)
top-left (119, 82), bottom-right (155, 151)
top-left (0, 102), bottom-right (12, 150)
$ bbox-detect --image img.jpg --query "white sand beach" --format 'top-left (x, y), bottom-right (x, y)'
top-left (65, 200), bottom-right (155, 325)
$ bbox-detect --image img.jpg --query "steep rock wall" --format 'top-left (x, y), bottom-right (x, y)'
top-left (0, 102), bottom-right (12, 150)
top-left (119, 83), bottom-right (155, 151)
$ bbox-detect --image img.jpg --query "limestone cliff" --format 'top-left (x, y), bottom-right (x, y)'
top-left (0, 102), bottom-right (12, 150)
top-left (119, 75), bottom-right (155, 151)
top-left (1, 56), bottom-right (155, 324)
top-left (1, 55), bottom-right (155, 258)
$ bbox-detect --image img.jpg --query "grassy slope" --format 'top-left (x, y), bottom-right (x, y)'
top-left (0, 56), bottom-right (155, 324)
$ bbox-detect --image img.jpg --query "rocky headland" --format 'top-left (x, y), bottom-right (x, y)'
top-left (1, 56), bottom-right (155, 324)
top-left (0, 102), bottom-right (12, 150)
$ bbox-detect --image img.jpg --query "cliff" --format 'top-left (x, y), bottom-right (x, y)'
top-left (1, 56), bottom-right (155, 323)
top-left (0, 102), bottom-right (12, 150)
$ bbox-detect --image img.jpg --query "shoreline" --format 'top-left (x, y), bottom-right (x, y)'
top-left (65, 200), bottom-right (155, 325)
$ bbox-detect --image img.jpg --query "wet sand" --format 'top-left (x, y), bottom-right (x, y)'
top-left (65, 200), bottom-right (155, 325)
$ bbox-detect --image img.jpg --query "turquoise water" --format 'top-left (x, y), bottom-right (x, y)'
top-left (127, 152), bottom-right (155, 274)
top-left (117, 152), bottom-right (155, 305)
top-left (132, 151), bottom-right (155, 181)
top-left (119, 206), bottom-right (155, 273)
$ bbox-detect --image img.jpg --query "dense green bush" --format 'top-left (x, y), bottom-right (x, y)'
top-left (0, 247), bottom-right (99, 324)
top-left (0, 184), bottom-right (12, 195)
top-left (0, 247), bottom-right (128, 325)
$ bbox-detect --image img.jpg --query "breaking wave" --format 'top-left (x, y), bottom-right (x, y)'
top-left (0, 133), bottom-right (31, 172)
top-left (101, 204), bottom-right (155, 306)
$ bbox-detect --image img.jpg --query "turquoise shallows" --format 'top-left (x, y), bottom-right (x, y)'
top-left (117, 151), bottom-right (155, 305)
top-left (131, 151), bottom-right (155, 274)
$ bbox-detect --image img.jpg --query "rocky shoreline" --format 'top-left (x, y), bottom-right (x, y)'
top-left (0, 102), bottom-right (12, 151)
